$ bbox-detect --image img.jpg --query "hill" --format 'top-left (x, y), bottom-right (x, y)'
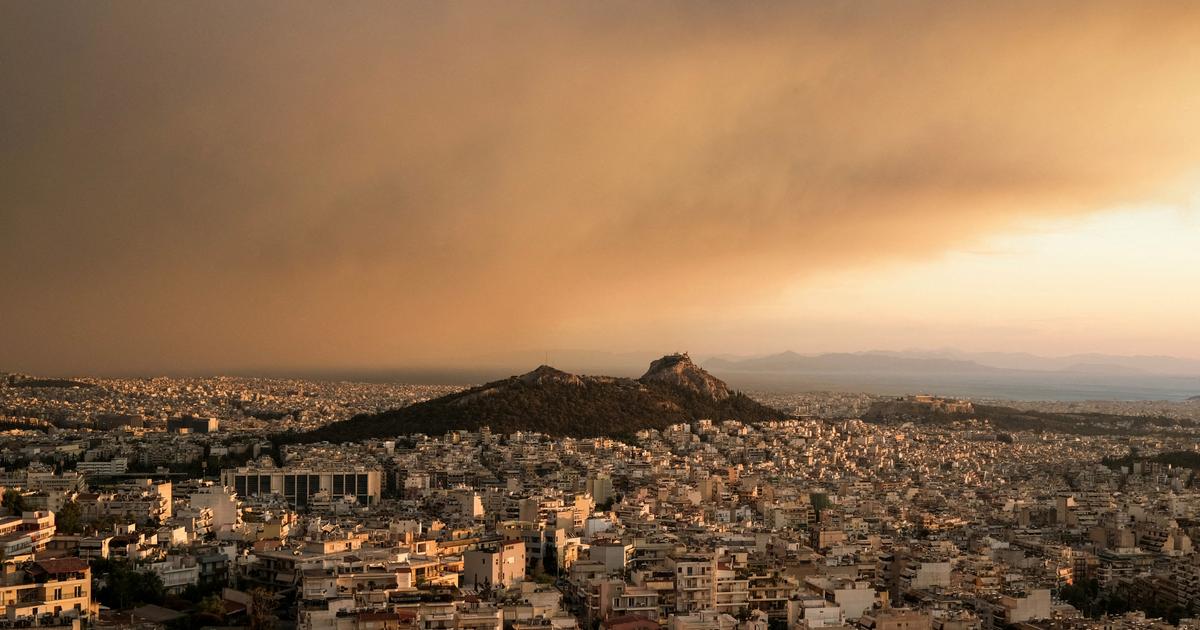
top-left (1102, 450), bottom-right (1200, 471)
top-left (292, 354), bottom-right (787, 443)
top-left (863, 399), bottom-right (1195, 436)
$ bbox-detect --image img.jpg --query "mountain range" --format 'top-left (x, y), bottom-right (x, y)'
top-left (257, 348), bottom-right (1200, 401)
top-left (292, 353), bottom-right (786, 443)
top-left (705, 349), bottom-right (1200, 376)
top-left (701, 350), bottom-right (1200, 401)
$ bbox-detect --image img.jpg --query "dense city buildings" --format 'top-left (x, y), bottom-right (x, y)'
top-left (3, 373), bottom-right (1200, 629)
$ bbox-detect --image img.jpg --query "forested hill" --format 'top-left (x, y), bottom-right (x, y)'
top-left (292, 354), bottom-right (787, 442)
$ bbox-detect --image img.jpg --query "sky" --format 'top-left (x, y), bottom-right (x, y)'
top-left (3, 2), bottom-right (1200, 376)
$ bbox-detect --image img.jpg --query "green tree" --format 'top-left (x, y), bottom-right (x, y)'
top-left (196, 594), bottom-right (226, 621)
top-left (2, 489), bottom-right (27, 515)
top-left (56, 500), bottom-right (83, 534)
top-left (97, 563), bottom-right (166, 610)
top-left (90, 515), bottom-right (119, 535)
top-left (809, 492), bottom-right (832, 516)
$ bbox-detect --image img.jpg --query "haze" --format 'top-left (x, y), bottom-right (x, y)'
top-left (3, 2), bottom-right (1200, 376)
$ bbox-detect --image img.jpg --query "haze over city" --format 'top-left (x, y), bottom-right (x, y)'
top-left (4, 2), bottom-right (1200, 376)
top-left (11, 5), bottom-right (1200, 630)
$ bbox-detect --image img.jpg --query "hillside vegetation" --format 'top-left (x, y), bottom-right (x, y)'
top-left (292, 354), bottom-right (786, 443)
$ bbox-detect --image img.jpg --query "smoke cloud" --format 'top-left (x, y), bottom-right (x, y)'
top-left (3, 2), bottom-right (1200, 374)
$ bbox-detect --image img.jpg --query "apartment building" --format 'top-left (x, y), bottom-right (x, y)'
top-left (0, 558), bottom-right (94, 622)
top-left (463, 541), bottom-right (526, 589)
top-left (0, 512), bottom-right (56, 561)
top-left (76, 479), bottom-right (173, 523)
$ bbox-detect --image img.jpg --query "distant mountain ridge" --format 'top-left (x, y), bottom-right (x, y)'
top-left (293, 353), bottom-right (786, 442)
top-left (705, 350), bottom-right (1200, 376)
top-left (863, 398), bottom-right (1197, 436)
top-left (704, 352), bottom-right (1001, 374)
top-left (699, 350), bottom-right (1200, 401)
top-left (858, 349), bottom-right (1200, 376)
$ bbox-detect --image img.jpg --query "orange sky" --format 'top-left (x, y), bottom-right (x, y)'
top-left (2, 2), bottom-right (1200, 375)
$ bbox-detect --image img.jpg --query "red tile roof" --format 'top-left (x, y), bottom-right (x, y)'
top-left (31, 557), bottom-right (89, 575)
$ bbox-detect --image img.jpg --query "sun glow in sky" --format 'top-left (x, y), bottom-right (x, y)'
top-left (544, 205), bottom-right (1200, 362)
top-left (759, 206), bottom-right (1200, 357)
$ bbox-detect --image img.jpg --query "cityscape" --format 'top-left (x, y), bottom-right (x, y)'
top-left (2, 362), bottom-right (1200, 630)
top-left (5, 3), bottom-right (1200, 630)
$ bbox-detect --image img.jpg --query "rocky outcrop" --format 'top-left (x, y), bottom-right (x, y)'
top-left (640, 353), bottom-right (731, 400)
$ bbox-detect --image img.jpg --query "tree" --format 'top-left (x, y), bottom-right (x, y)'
top-left (249, 587), bottom-right (278, 630)
top-left (96, 563), bottom-right (166, 610)
top-left (90, 515), bottom-right (119, 535)
top-left (809, 492), bottom-right (832, 517)
top-left (543, 542), bottom-right (558, 576)
top-left (197, 594), bottom-right (226, 620)
top-left (162, 594), bottom-right (226, 630)
top-left (1059, 579), bottom-right (1102, 618)
top-left (56, 500), bottom-right (83, 534)
top-left (2, 489), bottom-right (27, 515)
